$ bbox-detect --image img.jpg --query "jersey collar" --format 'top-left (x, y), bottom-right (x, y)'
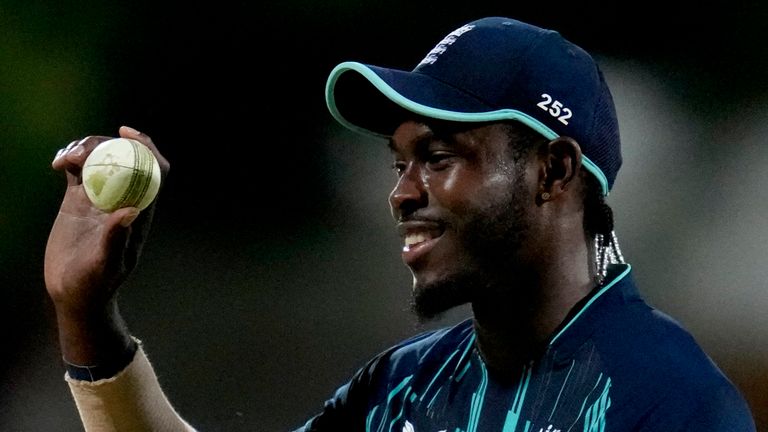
top-left (545, 264), bottom-right (636, 362)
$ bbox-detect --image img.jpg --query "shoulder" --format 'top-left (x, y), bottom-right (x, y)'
top-left (381, 318), bottom-right (474, 369)
top-left (579, 272), bottom-right (723, 385)
top-left (298, 321), bottom-right (475, 431)
top-left (593, 302), bottom-right (755, 426)
top-left (352, 319), bottom-right (474, 387)
top-left (676, 381), bottom-right (757, 431)
top-left (597, 303), bottom-right (721, 381)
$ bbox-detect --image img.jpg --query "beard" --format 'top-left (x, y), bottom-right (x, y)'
top-left (410, 271), bottom-right (477, 322)
top-left (410, 172), bottom-right (531, 322)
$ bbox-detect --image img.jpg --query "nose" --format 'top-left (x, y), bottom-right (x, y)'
top-left (389, 163), bottom-right (427, 219)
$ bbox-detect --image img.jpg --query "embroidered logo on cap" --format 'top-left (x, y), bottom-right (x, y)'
top-left (417, 24), bottom-right (475, 67)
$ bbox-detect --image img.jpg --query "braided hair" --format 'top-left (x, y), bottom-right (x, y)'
top-left (583, 173), bottom-right (624, 285)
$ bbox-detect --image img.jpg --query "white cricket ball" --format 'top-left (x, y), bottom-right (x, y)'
top-left (82, 137), bottom-right (162, 212)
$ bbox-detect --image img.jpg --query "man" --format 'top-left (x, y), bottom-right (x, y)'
top-left (46, 16), bottom-right (755, 431)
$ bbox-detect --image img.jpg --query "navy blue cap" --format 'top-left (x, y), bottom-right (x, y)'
top-left (325, 17), bottom-right (622, 195)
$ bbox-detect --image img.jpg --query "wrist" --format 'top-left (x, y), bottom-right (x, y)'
top-left (64, 337), bottom-right (139, 381)
top-left (56, 300), bottom-right (134, 366)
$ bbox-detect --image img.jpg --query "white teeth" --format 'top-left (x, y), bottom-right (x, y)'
top-left (405, 232), bottom-right (430, 247)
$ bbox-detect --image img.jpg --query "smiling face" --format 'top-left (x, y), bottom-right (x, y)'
top-left (388, 120), bottom-right (544, 320)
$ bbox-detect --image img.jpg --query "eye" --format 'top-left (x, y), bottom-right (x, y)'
top-left (426, 151), bottom-right (454, 170)
top-left (391, 160), bottom-right (407, 176)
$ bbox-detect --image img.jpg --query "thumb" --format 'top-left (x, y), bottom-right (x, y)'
top-left (115, 207), bottom-right (141, 228)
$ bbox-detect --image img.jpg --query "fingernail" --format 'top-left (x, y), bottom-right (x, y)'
top-left (122, 126), bottom-right (141, 135)
top-left (119, 209), bottom-right (140, 227)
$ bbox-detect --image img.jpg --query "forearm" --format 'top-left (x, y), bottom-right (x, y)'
top-left (57, 300), bottom-right (135, 367)
top-left (66, 340), bottom-right (196, 432)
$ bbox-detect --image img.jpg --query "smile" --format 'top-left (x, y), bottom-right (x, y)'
top-left (404, 231), bottom-right (434, 248)
top-left (397, 221), bottom-right (445, 265)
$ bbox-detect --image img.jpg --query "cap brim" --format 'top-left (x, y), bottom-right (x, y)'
top-left (326, 61), bottom-right (559, 139)
top-left (324, 61), bottom-right (610, 195)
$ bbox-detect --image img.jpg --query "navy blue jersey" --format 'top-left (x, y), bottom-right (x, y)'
top-left (297, 265), bottom-right (755, 431)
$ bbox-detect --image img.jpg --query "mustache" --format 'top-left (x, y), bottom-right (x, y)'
top-left (397, 212), bottom-right (444, 224)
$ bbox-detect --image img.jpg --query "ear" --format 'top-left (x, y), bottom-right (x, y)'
top-left (538, 136), bottom-right (582, 202)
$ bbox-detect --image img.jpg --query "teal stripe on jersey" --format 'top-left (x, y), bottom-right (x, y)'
top-left (466, 363), bottom-right (489, 432)
top-left (420, 349), bottom-right (460, 402)
top-left (583, 378), bottom-right (612, 432)
top-left (452, 333), bottom-right (476, 380)
top-left (455, 361), bottom-right (471, 383)
top-left (549, 359), bottom-right (576, 421)
top-left (566, 373), bottom-right (604, 432)
top-left (387, 376), bottom-right (413, 404)
top-left (367, 375), bottom-right (413, 432)
top-left (366, 406), bottom-right (379, 432)
top-left (388, 387), bottom-right (412, 432)
top-left (503, 365), bottom-right (532, 432)
top-left (427, 387), bottom-right (443, 410)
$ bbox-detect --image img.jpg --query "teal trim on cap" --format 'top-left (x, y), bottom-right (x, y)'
top-left (325, 61), bottom-right (610, 196)
top-left (548, 264), bottom-right (632, 345)
top-left (580, 155), bottom-right (607, 196)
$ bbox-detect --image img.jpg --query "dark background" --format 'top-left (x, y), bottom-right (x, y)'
top-left (1, 1), bottom-right (767, 430)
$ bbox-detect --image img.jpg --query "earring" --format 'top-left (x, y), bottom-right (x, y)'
top-left (540, 192), bottom-right (551, 201)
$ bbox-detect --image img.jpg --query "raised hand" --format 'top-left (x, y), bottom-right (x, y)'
top-left (45, 126), bottom-right (169, 366)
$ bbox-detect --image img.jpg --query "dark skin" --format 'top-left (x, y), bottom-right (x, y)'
top-left (45, 126), bottom-right (169, 366)
top-left (46, 120), bottom-right (592, 385)
top-left (389, 120), bottom-right (594, 381)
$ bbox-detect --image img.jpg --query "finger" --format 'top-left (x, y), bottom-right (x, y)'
top-left (53, 139), bottom-right (80, 163)
top-left (119, 126), bottom-right (170, 178)
top-left (102, 207), bottom-right (144, 275)
top-left (100, 207), bottom-right (138, 283)
top-left (52, 136), bottom-right (113, 171)
top-left (101, 207), bottom-right (140, 250)
top-left (53, 136), bottom-right (116, 187)
top-left (52, 139), bottom-right (84, 170)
